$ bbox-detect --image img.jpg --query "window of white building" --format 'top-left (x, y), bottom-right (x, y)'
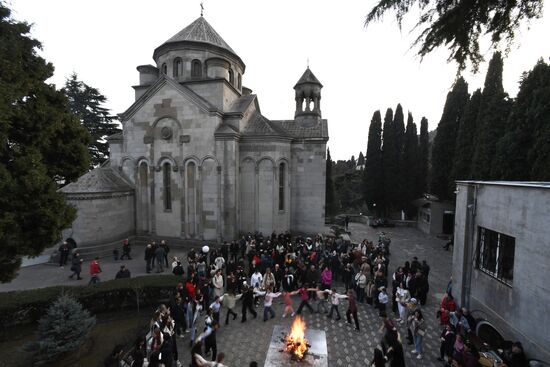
top-left (476, 227), bottom-right (515, 285)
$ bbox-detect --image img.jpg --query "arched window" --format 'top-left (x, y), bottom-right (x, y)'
top-left (163, 162), bottom-right (172, 211)
top-left (278, 163), bottom-right (285, 211)
top-left (228, 69), bottom-right (234, 85)
top-left (173, 58), bottom-right (182, 77)
top-left (161, 63), bottom-right (167, 75)
top-left (238, 73), bottom-right (242, 90)
top-left (191, 59), bottom-right (202, 77)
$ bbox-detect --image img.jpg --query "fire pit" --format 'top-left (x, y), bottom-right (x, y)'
top-left (284, 317), bottom-right (310, 360)
top-left (264, 317), bottom-right (328, 367)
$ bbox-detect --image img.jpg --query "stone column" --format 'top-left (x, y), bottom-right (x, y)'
top-left (197, 165), bottom-right (204, 240)
top-left (217, 165), bottom-right (223, 243)
top-left (254, 165), bottom-right (259, 231)
top-left (180, 164), bottom-right (186, 238)
top-left (149, 166), bottom-right (156, 235)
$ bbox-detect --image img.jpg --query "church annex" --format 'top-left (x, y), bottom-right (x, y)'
top-left (61, 16), bottom-right (329, 244)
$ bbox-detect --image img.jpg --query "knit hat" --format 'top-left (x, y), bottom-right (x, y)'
top-left (410, 298), bottom-right (418, 304)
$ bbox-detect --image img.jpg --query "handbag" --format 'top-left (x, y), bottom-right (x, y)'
top-left (417, 329), bottom-right (426, 336)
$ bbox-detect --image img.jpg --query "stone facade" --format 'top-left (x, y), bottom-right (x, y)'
top-left (452, 181), bottom-right (550, 362)
top-left (63, 16), bottom-right (328, 244)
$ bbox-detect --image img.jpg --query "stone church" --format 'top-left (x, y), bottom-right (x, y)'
top-left (61, 16), bottom-right (329, 246)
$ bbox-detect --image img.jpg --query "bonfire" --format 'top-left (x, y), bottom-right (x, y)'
top-left (284, 316), bottom-right (310, 360)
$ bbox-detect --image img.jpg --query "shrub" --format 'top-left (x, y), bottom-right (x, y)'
top-left (28, 294), bottom-right (96, 365)
top-left (0, 275), bottom-right (180, 327)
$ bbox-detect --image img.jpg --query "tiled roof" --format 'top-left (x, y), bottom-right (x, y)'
top-left (226, 94), bottom-right (256, 114)
top-left (60, 167), bottom-right (134, 194)
top-left (163, 17), bottom-right (236, 55)
top-left (242, 113), bottom-right (289, 137)
top-left (271, 119), bottom-right (328, 139)
top-left (294, 68), bottom-right (323, 88)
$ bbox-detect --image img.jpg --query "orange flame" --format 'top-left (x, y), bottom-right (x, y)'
top-left (285, 316), bottom-right (309, 359)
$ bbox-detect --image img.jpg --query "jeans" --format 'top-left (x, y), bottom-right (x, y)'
top-left (88, 275), bottom-right (100, 285)
top-left (414, 334), bottom-right (423, 355)
top-left (328, 305), bottom-right (341, 319)
top-left (263, 306), bottom-right (275, 321)
top-left (356, 287), bottom-right (365, 303)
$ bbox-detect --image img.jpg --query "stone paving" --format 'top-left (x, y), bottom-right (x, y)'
top-left (0, 222), bottom-right (453, 366)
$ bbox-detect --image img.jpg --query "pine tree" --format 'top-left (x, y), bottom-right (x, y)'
top-left (382, 108), bottom-right (398, 214)
top-left (63, 73), bottom-right (120, 168)
top-left (431, 77), bottom-right (469, 200)
top-left (364, 111), bottom-right (383, 213)
top-left (452, 89), bottom-right (482, 180)
top-left (402, 112), bottom-right (420, 213)
top-left (418, 117), bottom-right (429, 193)
top-left (325, 148), bottom-right (336, 216)
top-left (350, 155), bottom-right (356, 169)
top-left (31, 294), bottom-right (96, 364)
top-left (471, 52), bottom-right (511, 180)
top-left (495, 59), bottom-right (550, 180)
top-left (0, 4), bottom-right (90, 282)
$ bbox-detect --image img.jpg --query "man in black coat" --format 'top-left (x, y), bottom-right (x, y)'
top-left (273, 263), bottom-right (284, 292)
top-left (241, 284), bottom-right (257, 322)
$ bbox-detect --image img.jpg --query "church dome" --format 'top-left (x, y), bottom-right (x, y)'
top-left (153, 16), bottom-right (245, 71)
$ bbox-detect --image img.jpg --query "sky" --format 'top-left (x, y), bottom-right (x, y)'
top-left (7, 0), bottom-right (550, 161)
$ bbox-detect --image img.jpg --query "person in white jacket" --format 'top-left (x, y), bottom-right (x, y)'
top-left (194, 352), bottom-right (228, 367)
top-left (250, 269), bottom-right (263, 289)
top-left (212, 269), bottom-right (224, 298)
top-left (395, 281), bottom-right (411, 322)
top-left (255, 286), bottom-right (282, 321)
top-left (326, 288), bottom-right (347, 320)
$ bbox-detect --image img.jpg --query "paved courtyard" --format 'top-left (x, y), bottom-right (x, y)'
top-left (0, 222), bottom-right (453, 366)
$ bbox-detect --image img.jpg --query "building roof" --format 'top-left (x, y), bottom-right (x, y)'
top-left (60, 167), bottom-right (134, 194)
top-left (271, 119), bottom-right (329, 140)
top-left (456, 181), bottom-right (550, 189)
top-left (226, 94), bottom-right (257, 114)
top-left (294, 68), bottom-right (323, 88)
top-left (243, 113), bottom-right (289, 137)
top-left (163, 16), bottom-right (237, 56)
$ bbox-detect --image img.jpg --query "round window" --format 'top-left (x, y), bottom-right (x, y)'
top-left (160, 126), bottom-right (172, 140)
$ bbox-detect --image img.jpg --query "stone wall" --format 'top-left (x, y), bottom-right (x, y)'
top-left (452, 182), bottom-right (550, 361)
top-left (62, 192), bottom-right (135, 247)
top-left (290, 141), bottom-right (326, 234)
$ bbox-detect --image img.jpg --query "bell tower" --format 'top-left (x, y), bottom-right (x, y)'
top-left (294, 67), bottom-right (323, 127)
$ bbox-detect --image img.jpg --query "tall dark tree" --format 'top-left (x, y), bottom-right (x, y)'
top-left (495, 59), bottom-right (550, 180)
top-left (471, 52), bottom-right (511, 180)
top-left (418, 117), bottom-right (429, 193)
top-left (452, 89), bottom-right (482, 181)
top-left (365, 0), bottom-right (543, 72)
top-left (431, 77), bottom-right (469, 200)
top-left (393, 104), bottom-right (406, 209)
top-left (402, 112), bottom-right (420, 213)
top-left (0, 3), bottom-right (90, 282)
top-left (325, 148), bottom-right (336, 216)
top-left (382, 108), bottom-right (398, 214)
top-left (364, 111), bottom-right (383, 213)
top-left (350, 155), bottom-right (356, 169)
top-left (63, 73), bottom-right (120, 168)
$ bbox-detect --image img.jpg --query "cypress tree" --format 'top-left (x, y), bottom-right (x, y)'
top-left (325, 148), bottom-right (336, 216)
top-left (418, 117), bottom-right (429, 193)
top-left (364, 111), bottom-right (383, 213)
top-left (431, 77), bottom-right (469, 200)
top-left (402, 112), bottom-right (420, 213)
top-left (382, 108), bottom-right (397, 214)
top-left (453, 89), bottom-right (482, 180)
top-left (357, 151), bottom-right (365, 169)
top-left (63, 73), bottom-right (120, 168)
top-left (393, 104), bottom-right (406, 210)
top-left (471, 52), bottom-right (511, 179)
top-left (495, 59), bottom-right (550, 180)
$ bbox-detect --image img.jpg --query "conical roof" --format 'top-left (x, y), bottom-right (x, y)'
top-left (163, 16), bottom-right (236, 55)
top-left (294, 68), bottom-right (323, 88)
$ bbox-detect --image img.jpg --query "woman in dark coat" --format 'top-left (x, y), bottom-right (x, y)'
top-left (69, 252), bottom-right (83, 280)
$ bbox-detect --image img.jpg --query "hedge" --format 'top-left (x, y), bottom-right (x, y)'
top-left (0, 275), bottom-right (181, 327)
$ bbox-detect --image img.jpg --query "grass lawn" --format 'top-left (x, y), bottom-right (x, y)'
top-left (0, 310), bottom-right (151, 367)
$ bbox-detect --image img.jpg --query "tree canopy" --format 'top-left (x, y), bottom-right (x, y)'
top-left (63, 73), bottom-right (120, 168)
top-left (0, 3), bottom-right (90, 282)
top-left (365, 0), bottom-right (544, 72)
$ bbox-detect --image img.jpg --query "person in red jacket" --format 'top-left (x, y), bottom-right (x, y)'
top-left (88, 257), bottom-right (102, 285)
top-left (438, 292), bottom-right (457, 326)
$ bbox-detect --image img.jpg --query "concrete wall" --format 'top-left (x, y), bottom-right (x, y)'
top-left (63, 192), bottom-right (135, 247)
top-left (290, 141), bottom-right (326, 234)
top-left (452, 183), bottom-right (550, 362)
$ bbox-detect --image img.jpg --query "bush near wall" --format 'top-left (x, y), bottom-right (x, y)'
top-left (0, 275), bottom-right (180, 328)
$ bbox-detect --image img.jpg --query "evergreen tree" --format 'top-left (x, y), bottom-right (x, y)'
top-left (382, 108), bottom-right (398, 214)
top-left (431, 77), bottom-right (469, 200)
top-left (63, 73), bottom-right (120, 168)
top-left (402, 112), bottom-right (420, 213)
top-left (452, 89), bottom-right (482, 180)
top-left (364, 111), bottom-right (383, 213)
top-left (350, 155), bottom-right (356, 169)
top-left (30, 294), bottom-right (96, 364)
top-left (495, 59), bottom-right (550, 180)
top-left (325, 148), bottom-right (336, 216)
top-left (393, 104), bottom-right (406, 209)
top-left (0, 4), bottom-right (90, 282)
top-left (357, 151), bottom-right (365, 168)
top-left (471, 52), bottom-right (511, 180)
top-left (418, 117), bottom-right (429, 193)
